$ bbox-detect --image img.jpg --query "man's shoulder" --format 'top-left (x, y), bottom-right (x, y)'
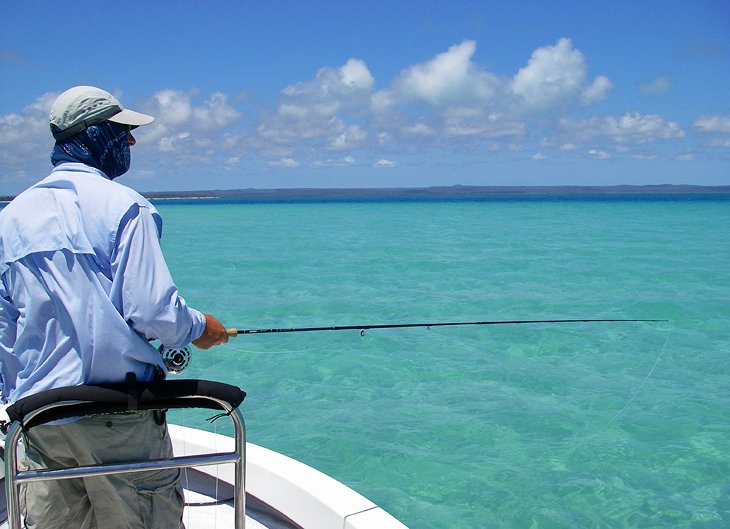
top-left (96, 176), bottom-right (154, 211)
top-left (0, 164), bottom-right (160, 236)
top-left (51, 163), bottom-right (156, 212)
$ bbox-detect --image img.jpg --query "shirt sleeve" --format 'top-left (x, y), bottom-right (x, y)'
top-left (109, 203), bottom-right (206, 347)
top-left (0, 275), bottom-right (19, 399)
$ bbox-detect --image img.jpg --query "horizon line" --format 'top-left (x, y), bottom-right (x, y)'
top-left (2, 183), bottom-right (730, 203)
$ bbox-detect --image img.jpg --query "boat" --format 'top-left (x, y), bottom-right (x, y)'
top-left (1, 378), bottom-right (409, 529)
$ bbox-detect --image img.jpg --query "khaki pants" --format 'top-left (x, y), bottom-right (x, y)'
top-left (21, 411), bottom-right (184, 529)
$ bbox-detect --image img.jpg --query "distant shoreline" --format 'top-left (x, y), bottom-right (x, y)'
top-left (142, 184), bottom-right (730, 201)
top-left (2, 184), bottom-right (729, 203)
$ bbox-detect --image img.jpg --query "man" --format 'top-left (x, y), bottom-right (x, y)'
top-left (0, 86), bottom-right (229, 528)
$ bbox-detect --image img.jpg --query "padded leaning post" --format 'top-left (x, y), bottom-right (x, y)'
top-left (2, 376), bottom-right (247, 529)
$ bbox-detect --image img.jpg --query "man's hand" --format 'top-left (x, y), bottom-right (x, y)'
top-left (192, 313), bottom-right (229, 349)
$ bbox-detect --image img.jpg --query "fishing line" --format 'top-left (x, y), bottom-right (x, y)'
top-left (609, 335), bottom-right (668, 422)
top-left (568, 329), bottom-right (671, 455)
top-left (219, 342), bottom-right (310, 355)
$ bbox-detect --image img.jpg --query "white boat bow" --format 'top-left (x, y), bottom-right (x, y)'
top-left (170, 424), bottom-right (408, 529)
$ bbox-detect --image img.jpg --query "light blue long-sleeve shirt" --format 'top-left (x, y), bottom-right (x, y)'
top-left (0, 163), bottom-right (206, 403)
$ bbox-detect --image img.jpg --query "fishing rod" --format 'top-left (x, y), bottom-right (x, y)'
top-left (160, 318), bottom-right (667, 374)
top-left (225, 318), bottom-right (668, 337)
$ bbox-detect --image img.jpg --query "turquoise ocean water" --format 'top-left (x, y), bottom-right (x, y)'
top-left (155, 193), bottom-right (729, 529)
top-left (45, 193), bottom-right (730, 528)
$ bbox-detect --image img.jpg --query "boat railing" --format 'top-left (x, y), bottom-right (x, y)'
top-left (1, 375), bottom-right (247, 529)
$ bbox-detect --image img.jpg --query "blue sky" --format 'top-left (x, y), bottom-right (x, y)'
top-left (1, 1), bottom-right (729, 193)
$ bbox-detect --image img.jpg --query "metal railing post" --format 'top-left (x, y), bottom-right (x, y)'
top-left (3, 392), bottom-right (246, 529)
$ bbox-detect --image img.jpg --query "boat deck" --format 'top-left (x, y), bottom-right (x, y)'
top-left (0, 481), bottom-right (296, 529)
top-left (181, 467), bottom-right (298, 529)
top-left (2, 424), bottom-right (407, 529)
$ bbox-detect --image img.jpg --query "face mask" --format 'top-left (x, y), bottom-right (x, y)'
top-left (51, 121), bottom-right (131, 179)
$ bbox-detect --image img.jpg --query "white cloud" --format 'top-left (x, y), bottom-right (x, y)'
top-left (581, 75), bottom-right (613, 105)
top-left (443, 111), bottom-right (525, 138)
top-left (387, 40), bottom-right (500, 108)
top-left (560, 111), bottom-right (685, 144)
top-left (511, 38), bottom-right (588, 112)
top-left (0, 38), bottom-right (719, 192)
top-left (269, 158), bottom-right (300, 168)
top-left (0, 104), bottom-right (50, 148)
top-left (134, 89), bottom-right (241, 157)
top-left (373, 37), bottom-right (611, 121)
top-left (399, 122), bottom-right (436, 137)
top-left (639, 74), bottom-right (672, 95)
top-left (340, 58), bottom-right (375, 90)
top-left (693, 115), bottom-right (730, 148)
top-left (193, 92), bottom-right (241, 130)
top-left (257, 59), bottom-right (376, 152)
top-left (709, 138), bottom-right (730, 148)
top-left (329, 125), bottom-right (367, 151)
top-left (278, 101), bottom-right (340, 119)
top-left (251, 39), bottom-right (611, 165)
top-left (158, 132), bottom-right (191, 153)
top-left (611, 112), bottom-right (685, 141)
top-left (532, 153), bottom-right (547, 160)
top-left (694, 114), bottom-right (730, 134)
top-left (311, 156), bottom-right (356, 168)
top-left (256, 114), bottom-right (347, 147)
top-left (370, 90), bottom-right (396, 113)
top-left (281, 59), bottom-right (374, 108)
top-left (588, 149), bottom-right (610, 159)
top-left (151, 89), bottom-right (193, 125)
top-left (0, 113), bottom-right (25, 145)
top-left (0, 92), bottom-right (56, 178)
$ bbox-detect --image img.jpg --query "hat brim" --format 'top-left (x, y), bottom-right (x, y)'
top-left (108, 108), bottom-right (154, 127)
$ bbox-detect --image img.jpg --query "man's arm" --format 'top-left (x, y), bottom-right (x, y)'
top-left (110, 204), bottom-right (227, 348)
top-left (192, 313), bottom-right (229, 349)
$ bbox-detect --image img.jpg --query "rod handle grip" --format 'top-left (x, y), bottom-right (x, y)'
top-left (226, 328), bottom-right (238, 337)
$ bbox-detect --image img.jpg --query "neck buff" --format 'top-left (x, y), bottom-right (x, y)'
top-left (51, 121), bottom-right (131, 179)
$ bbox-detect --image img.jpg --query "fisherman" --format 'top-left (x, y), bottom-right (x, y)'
top-left (0, 86), bottom-right (229, 528)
